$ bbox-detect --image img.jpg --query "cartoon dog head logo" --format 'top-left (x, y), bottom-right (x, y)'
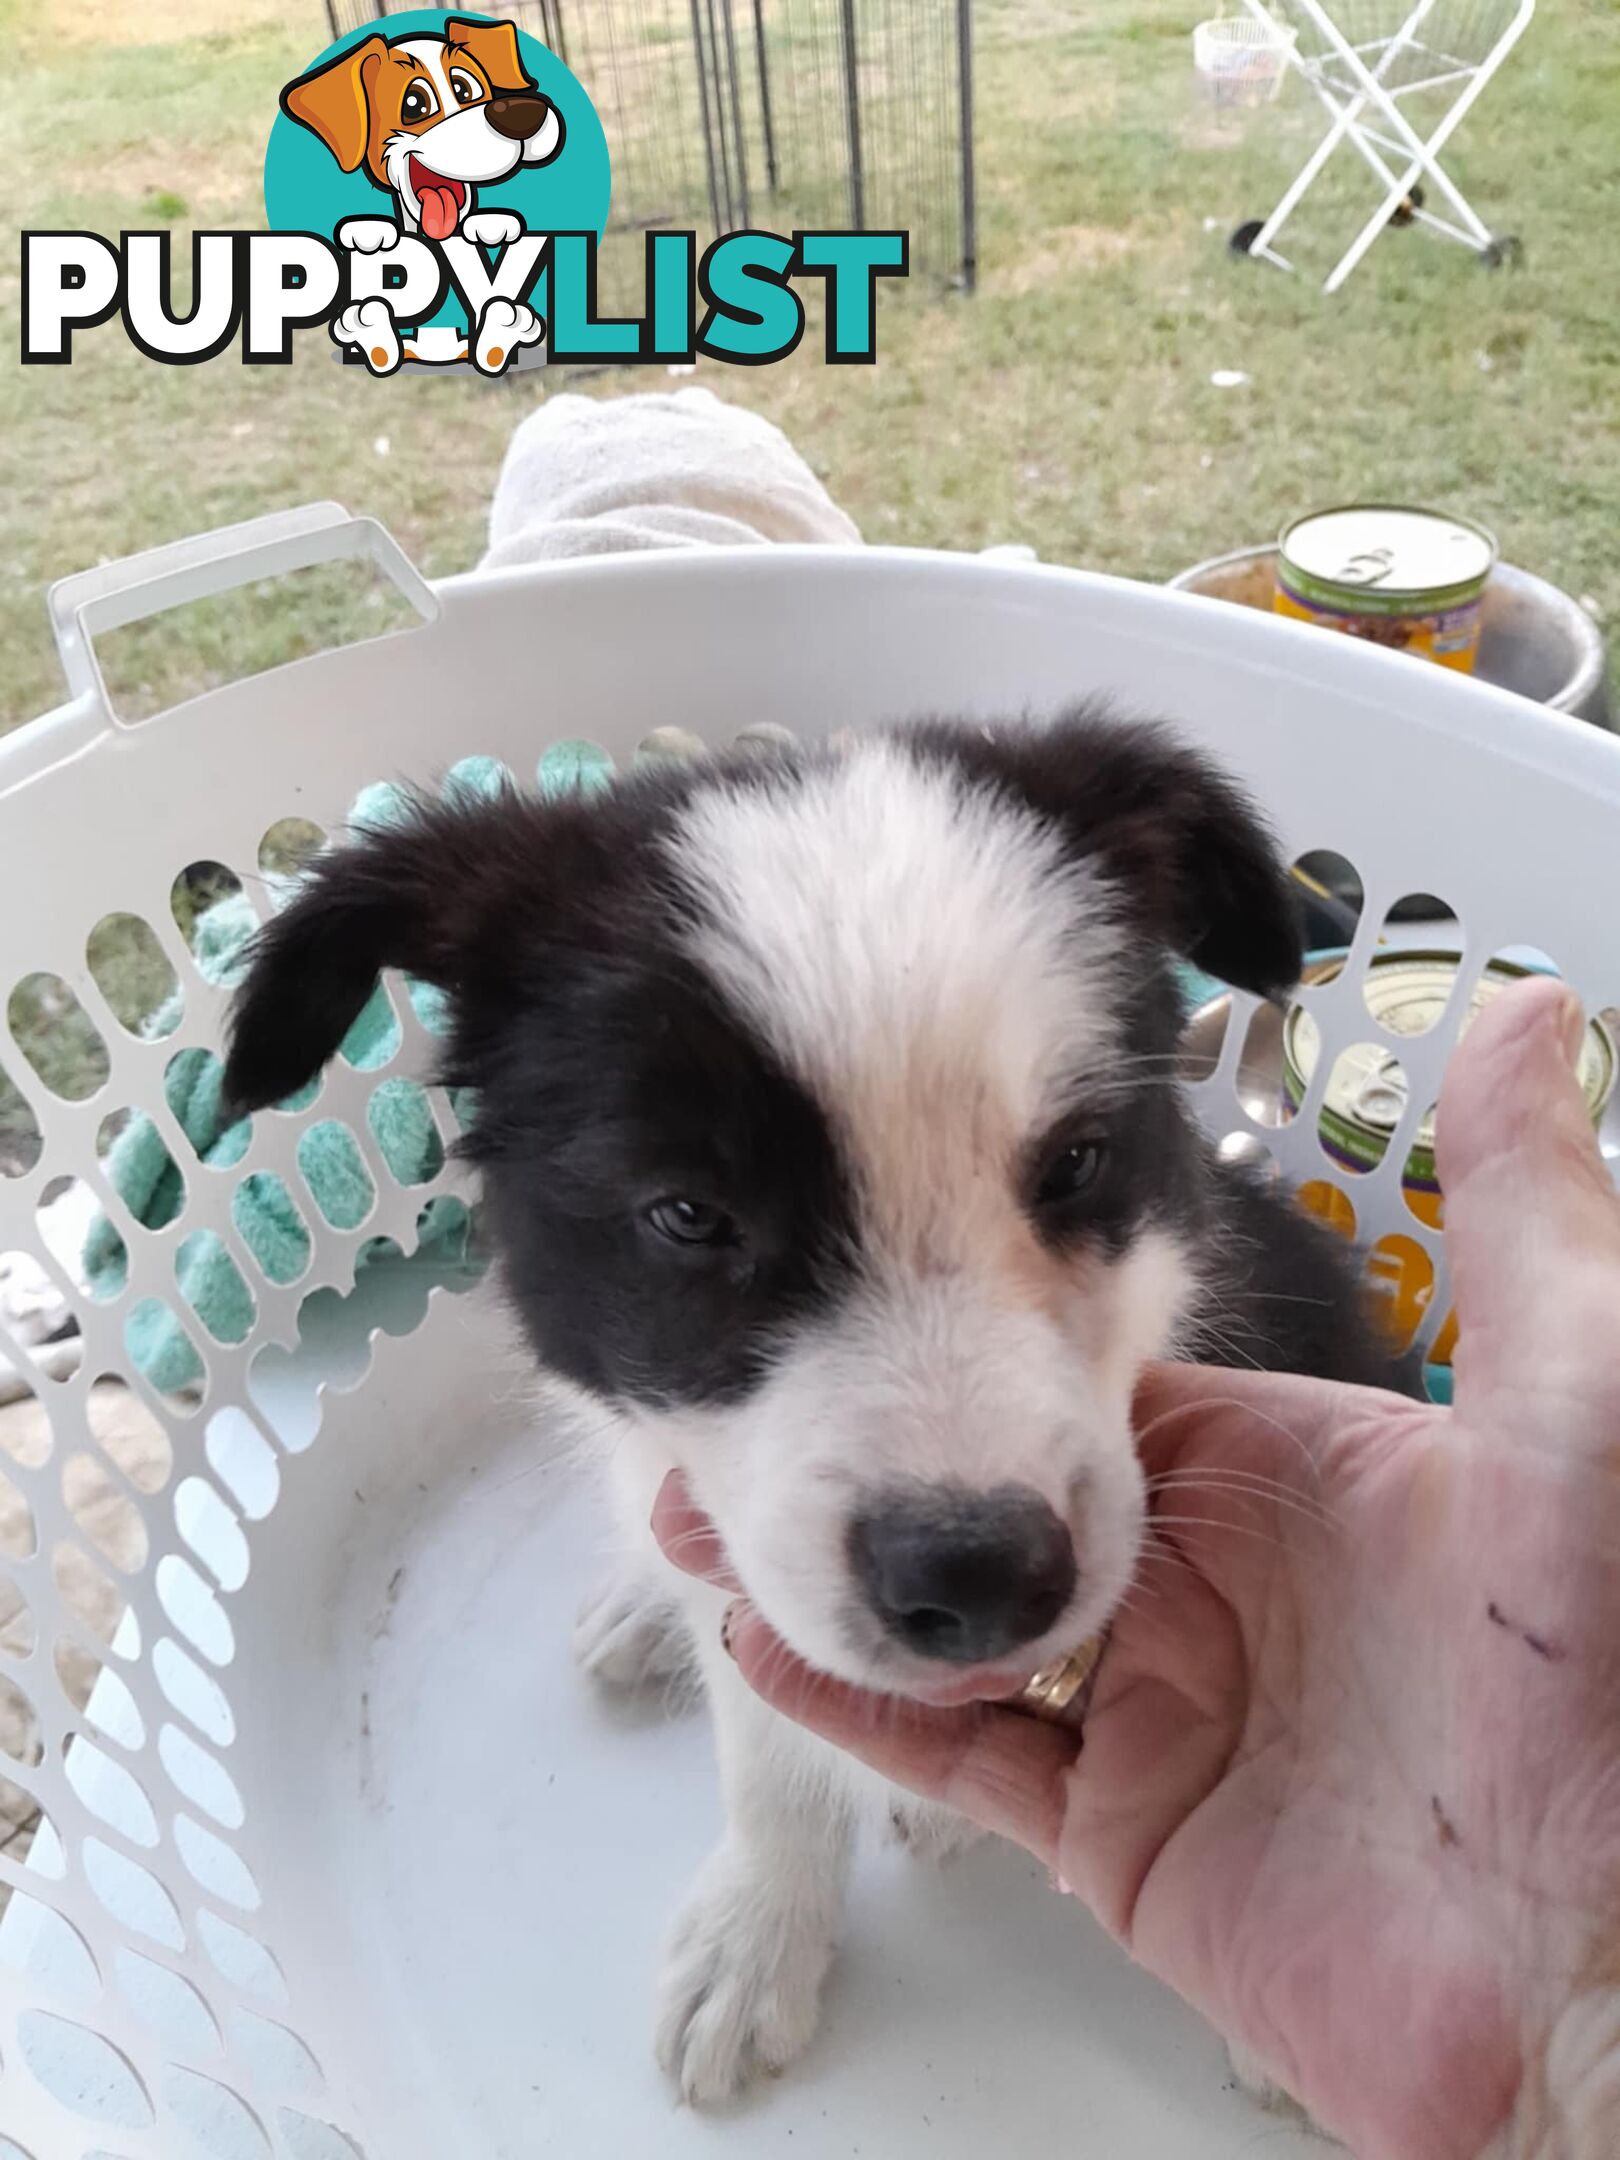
top-left (264, 9), bottom-right (609, 375)
top-left (24, 16), bottom-right (902, 376)
top-left (281, 16), bottom-right (564, 242)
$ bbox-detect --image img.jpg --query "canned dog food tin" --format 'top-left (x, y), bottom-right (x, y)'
top-left (1275, 504), bottom-right (1497, 672)
top-left (1283, 953), bottom-right (1618, 1357)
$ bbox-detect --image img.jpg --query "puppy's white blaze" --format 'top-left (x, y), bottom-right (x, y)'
top-left (669, 741), bottom-right (1128, 1273)
top-left (656, 744), bottom-right (1198, 1686)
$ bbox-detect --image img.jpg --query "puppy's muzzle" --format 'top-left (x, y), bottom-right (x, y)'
top-left (848, 1481), bottom-right (1076, 1664)
top-left (488, 92), bottom-right (553, 141)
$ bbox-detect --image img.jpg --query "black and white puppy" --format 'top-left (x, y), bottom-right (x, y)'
top-left (225, 709), bottom-right (1400, 2102)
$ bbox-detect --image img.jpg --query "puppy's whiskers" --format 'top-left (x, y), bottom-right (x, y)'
top-left (1147, 1466), bottom-right (1336, 1530)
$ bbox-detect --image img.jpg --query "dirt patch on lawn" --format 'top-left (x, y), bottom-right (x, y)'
top-left (1001, 222), bottom-right (1149, 291)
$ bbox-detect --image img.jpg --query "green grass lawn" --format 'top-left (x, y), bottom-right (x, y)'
top-left (3, 0), bottom-right (1617, 737)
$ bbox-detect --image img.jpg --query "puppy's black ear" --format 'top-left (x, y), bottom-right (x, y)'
top-left (922, 706), bottom-right (1303, 997)
top-left (223, 790), bottom-right (533, 1116)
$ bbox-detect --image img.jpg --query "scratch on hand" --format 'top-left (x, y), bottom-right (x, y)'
top-left (1487, 1600), bottom-right (1565, 1662)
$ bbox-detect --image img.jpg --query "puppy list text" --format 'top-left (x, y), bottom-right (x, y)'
top-left (21, 228), bottom-right (910, 374)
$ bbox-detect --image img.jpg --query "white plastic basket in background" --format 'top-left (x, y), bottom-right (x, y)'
top-left (2, 506), bottom-right (1618, 2160)
top-left (1194, 14), bottom-right (1299, 106)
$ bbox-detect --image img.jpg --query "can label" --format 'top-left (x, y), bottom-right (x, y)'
top-left (1274, 576), bottom-right (1485, 672)
top-left (1276, 503), bottom-right (1497, 675)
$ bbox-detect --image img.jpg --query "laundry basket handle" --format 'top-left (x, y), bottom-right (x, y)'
top-left (47, 501), bottom-right (437, 718)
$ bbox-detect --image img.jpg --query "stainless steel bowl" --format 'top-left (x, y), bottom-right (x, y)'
top-left (1168, 545), bottom-right (1611, 729)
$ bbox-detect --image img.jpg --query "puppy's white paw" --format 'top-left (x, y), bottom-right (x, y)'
top-left (331, 298), bottom-right (400, 375)
top-left (573, 1570), bottom-right (694, 1696)
top-left (888, 1797), bottom-right (981, 1865)
top-left (462, 209), bottom-right (523, 247)
top-left (474, 295), bottom-right (544, 374)
top-left (656, 1853), bottom-right (833, 2103)
top-left (335, 216), bottom-right (399, 253)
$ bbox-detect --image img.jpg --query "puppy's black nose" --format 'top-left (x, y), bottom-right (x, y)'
top-left (487, 93), bottom-right (552, 141)
top-left (848, 1482), bottom-right (1077, 1665)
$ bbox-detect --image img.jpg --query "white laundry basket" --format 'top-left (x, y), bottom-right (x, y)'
top-left (2, 506), bottom-right (1618, 2160)
top-left (1193, 15), bottom-right (1298, 108)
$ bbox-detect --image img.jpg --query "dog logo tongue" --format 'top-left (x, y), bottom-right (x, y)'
top-left (409, 159), bottom-right (464, 240)
top-left (419, 183), bottom-right (460, 239)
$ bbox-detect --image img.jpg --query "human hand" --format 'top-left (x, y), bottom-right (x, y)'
top-left (654, 976), bottom-right (1620, 2159)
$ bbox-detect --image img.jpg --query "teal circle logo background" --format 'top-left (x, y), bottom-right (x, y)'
top-left (263, 10), bottom-right (611, 241)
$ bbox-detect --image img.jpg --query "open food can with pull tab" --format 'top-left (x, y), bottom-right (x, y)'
top-left (1283, 952), bottom-right (1618, 1358)
top-left (1276, 504), bottom-right (1498, 673)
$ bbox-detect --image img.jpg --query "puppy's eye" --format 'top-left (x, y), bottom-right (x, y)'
top-left (1034, 1141), bottom-right (1108, 1210)
top-left (401, 80), bottom-right (437, 122)
top-left (450, 68), bottom-right (482, 104)
top-left (646, 1198), bottom-right (738, 1249)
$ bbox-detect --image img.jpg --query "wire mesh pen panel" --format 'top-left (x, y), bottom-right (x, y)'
top-left (739, 0), bottom-right (977, 288)
top-left (319, 0), bottom-right (978, 310)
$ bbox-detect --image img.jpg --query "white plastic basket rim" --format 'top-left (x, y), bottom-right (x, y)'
top-left (1, 522), bottom-right (1617, 2160)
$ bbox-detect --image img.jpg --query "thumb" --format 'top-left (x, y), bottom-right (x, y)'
top-left (723, 1601), bottom-right (1075, 1861)
top-left (1434, 974), bottom-right (1620, 1409)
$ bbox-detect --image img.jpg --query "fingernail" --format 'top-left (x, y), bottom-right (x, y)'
top-left (720, 1601), bottom-right (741, 1659)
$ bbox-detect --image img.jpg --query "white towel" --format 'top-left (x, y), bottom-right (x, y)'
top-left (480, 385), bottom-right (862, 567)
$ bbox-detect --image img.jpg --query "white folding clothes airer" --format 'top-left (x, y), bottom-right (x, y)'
top-left (1232, 0), bottom-right (1535, 293)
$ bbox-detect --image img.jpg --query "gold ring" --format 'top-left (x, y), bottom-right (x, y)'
top-left (1010, 1636), bottom-right (1104, 1725)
